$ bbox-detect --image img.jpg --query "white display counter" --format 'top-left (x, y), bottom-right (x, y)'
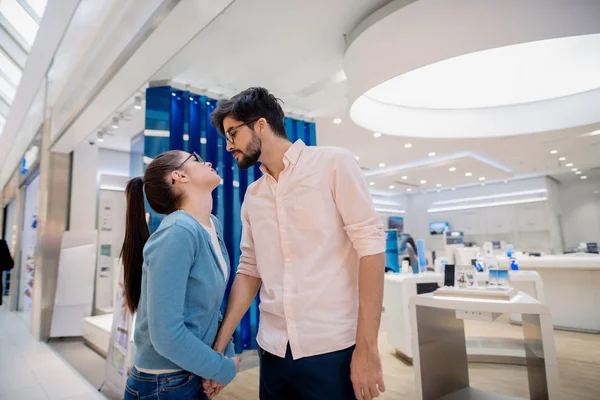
top-left (409, 291), bottom-right (560, 400)
top-left (499, 254), bottom-right (600, 333)
top-left (383, 271), bottom-right (543, 364)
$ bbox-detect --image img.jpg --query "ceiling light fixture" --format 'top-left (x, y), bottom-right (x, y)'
top-left (406, 188), bottom-right (412, 192)
top-left (559, 157), bottom-right (566, 161)
top-left (389, 185), bottom-right (395, 189)
top-left (449, 167), bottom-right (456, 172)
top-left (133, 95), bottom-right (143, 110)
top-left (111, 117), bottom-right (119, 129)
top-left (428, 152), bottom-right (436, 157)
top-left (433, 189), bottom-right (548, 205)
top-left (333, 118), bottom-right (342, 124)
top-left (575, 171), bottom-right (582, 175)
top-left (401, 176), bottom-right (408, 180)
top-left (374, 207), bottom-right (406, 214)
top-left (404, 143), bottom-right (412, 148)
top-left (581, 176), bottom-right (588, 180)
top-left (354, 156), bottom-right (360, 161)
top-left (572, 168), bottom-right (578, 172)
top-left (566, 163), bottom-right (573, 167)
top-left (550, 150), bottom-right (558, 155)
top-left (420, 180), bottom-right (427, 184)
top-left (428, 196), bottom-right (548, 213)
top-left (379, 163), bottom-right (386, 168)
top-left (436, 184), bottom-right (442, 187)
top-left (369, 182), bottom-right (375, 186)
top-left (373, 132), bottom-right (382, 138)
top-left (465, 172), bottom-right (472, 177)
top-left (479, 177), bottom-right (486, 181)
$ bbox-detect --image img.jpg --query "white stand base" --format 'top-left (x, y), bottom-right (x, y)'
top-left (83, 313), bottom-right (113, 358)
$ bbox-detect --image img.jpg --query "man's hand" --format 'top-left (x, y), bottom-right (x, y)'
top-left (350, 345), bottom-right (385, 400)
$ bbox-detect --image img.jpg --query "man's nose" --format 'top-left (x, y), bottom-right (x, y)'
top-left (226, 141), bottom-right (234, 152)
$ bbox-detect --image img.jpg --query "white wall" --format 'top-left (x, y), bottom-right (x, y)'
top-left (559, 178), bottom-right (600, 249)
top-left (69, 141), bottom-right (99, 231)
top-left (69, 145), bottom-right (131, 232)
top-left (398, 177), bottom-right (563, 254)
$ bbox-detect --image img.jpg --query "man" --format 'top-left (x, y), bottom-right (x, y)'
top-left (208, 87), bottom-right (386, 400)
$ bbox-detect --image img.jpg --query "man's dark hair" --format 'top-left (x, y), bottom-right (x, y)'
top-left (211, 87), bottom-right (288, 139)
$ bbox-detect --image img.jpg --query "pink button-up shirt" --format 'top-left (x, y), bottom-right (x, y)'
top-left (237, 140), bottom-right (386, 360)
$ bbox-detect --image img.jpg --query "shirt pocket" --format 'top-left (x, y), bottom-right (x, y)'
top-left (293, 192), bottom-right (328, 230)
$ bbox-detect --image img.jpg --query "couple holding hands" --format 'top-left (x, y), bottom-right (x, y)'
top-left (122, 87), bottom-right (387, 400)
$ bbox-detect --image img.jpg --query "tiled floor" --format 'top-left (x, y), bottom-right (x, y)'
top-left (0, 303), bottom-right (107, 400)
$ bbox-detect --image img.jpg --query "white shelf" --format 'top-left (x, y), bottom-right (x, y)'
top-left (438, 387), bottom-right (525, 400)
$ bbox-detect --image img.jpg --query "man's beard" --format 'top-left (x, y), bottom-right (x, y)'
top-left (236, 131), bottom-right (262, 170)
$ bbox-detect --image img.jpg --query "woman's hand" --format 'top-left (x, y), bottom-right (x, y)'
top-left (202, 356), bottom-right (241, 398)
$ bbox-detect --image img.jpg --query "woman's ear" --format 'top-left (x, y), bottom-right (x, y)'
top-left (171, 170), bottom-right (188, 183)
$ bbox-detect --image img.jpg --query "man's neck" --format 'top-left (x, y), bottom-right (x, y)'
top-left (261, 138), bottom-right (293, 181)
top-left (179, 191), bottom-right (213, 226)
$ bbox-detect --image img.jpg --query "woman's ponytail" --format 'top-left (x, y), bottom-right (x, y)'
top-left (121, 177), bottom-right (150, 313)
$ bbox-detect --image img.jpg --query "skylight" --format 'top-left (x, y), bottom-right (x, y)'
top-left (0, 0), bottom-right (47, 138)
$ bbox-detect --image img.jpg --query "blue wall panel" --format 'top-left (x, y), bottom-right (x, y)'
top-left (144, 86), bottom-right (316, 353)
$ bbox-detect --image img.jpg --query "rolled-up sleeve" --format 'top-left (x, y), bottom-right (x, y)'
top-left (331, 150), bottom-right (386, 258)
top-left (237, 200), bottom-right (260, 278)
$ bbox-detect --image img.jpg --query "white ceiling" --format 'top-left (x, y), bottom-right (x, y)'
top-left (148, 0), bottom-right (600, 196)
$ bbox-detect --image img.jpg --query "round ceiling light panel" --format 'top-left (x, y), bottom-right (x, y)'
top-left (344, 0), bottom-right (600, 138)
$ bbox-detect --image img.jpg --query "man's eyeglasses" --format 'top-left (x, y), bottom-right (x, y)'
top-left (172, 152), bottom-right (204, 184)
top-left (225, 119), bottom-right (259, 144)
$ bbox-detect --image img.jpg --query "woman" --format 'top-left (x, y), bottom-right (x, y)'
top-left (122, 150), bottom-right (238, 400)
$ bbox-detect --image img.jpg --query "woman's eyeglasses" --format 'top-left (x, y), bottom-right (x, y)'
top-left (172, 152), bottom-right (204, 184)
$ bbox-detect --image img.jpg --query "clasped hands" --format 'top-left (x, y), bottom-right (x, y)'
top-left (202, 355), bottom-right (240, 398)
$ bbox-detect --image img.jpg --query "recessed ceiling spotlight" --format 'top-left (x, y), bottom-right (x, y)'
top-left (559, 157), bottom-right (566, 161)
top-left (389, 185), bottom-right (395, 189)
top-left (566, 163), bottom-right (573, 167)
top-left (407, 188), bottom-right (412, 192)
top-left (465, 172), bottom-right (472, 177)
top-left (369, 182), bottom-right (375, 186)
top-left (581, 176), bottom-right (588, 180)
top-left (354, 156), bottom-right (360, 161)
top-left (373, 132), bottom-right (382, 138)
top-left (550, 150), bottom-right (558, 155)
top-left (133, 95), bottom-right (143, 110)
top-left (420, 180), bottom-right (427, 184)
top-left (572, 168), bottom-right (578, 172)
top-left (379, 163), bottom-right (386, 168)
top-left (111, 117), bottom-right (119, 129)
top-left (436, 184), bottom-right (442, 187)
top-left (479, 177), bottom-right (486, 181)
top-left (404, 143), bottom-right (412, 148)
top-left (428, 152), bottom-right (436, 157)
top-left (575, 171), bottom-right (582, 175)
top-left (401, 176), bottom-right (408, 180)
top-left (449, 167), bottom-right (456, 172)
top-left (333, 118), bottom-right (342, 124)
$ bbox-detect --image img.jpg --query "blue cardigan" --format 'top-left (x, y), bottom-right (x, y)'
top-left (132, 211), bottom-right (236, 385)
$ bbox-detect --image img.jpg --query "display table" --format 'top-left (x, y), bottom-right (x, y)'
top-left (83, 313), bottom-right (113, 357)
top-left (383, 271), bottom-right (543, 364)
top-left (409, 292), bottom-right (560, 400)
top-left (499, 254), bottom-right (600, 333)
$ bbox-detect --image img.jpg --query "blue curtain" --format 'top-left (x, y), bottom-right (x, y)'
top-left (144, 86), bottom-right (317, 353)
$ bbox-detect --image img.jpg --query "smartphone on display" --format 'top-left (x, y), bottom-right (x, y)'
top-left (444, 264), bottom-right (455, 287)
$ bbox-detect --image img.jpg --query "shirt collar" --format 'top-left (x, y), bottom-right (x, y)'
top-left (259, 139), bottom-right (306, 175)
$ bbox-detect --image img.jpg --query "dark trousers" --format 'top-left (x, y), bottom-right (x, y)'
top-left (259, 344), bottom-right (356, 400)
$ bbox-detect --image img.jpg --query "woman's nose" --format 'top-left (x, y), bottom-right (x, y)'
top-left (205, 162), bottom-right (212, 168)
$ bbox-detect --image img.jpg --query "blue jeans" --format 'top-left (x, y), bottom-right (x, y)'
top-left (124, 366), bottom-right (208, 400)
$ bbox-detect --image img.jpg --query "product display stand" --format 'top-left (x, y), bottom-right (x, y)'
top-left (384, 271), bottom-right (544, 365)
top-left (409, 292), bottom-right (559, 400)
